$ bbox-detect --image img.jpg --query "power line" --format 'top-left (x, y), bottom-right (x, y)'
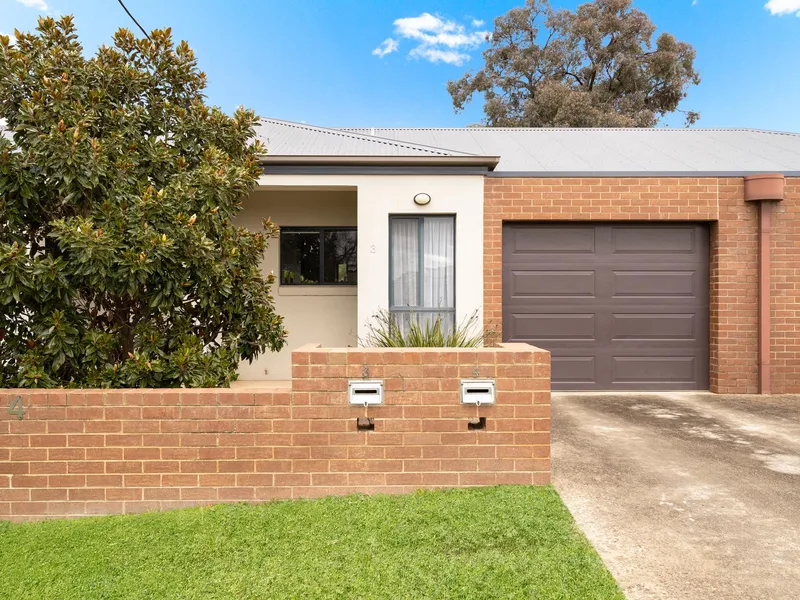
top-left (116, 0), bottom-right (151, 41)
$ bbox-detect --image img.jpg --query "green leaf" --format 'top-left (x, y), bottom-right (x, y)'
top-left (0, 17), bottom-right (286, 388)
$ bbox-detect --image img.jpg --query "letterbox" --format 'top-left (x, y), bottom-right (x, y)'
top-left (460, 380), bottom-right (496, 405)
top-left (348, 380), bottom-right (384, 405)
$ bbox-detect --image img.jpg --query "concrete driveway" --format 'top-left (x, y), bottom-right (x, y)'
top-left (553, 392), bottom-right (800, 600)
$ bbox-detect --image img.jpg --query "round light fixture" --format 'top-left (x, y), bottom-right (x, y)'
top-left (413, 193), bottom-right (431, 206)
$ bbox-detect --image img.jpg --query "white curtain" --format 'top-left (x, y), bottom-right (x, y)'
top-left (391, 219), bottom-right (418, 308)
top-left (423, 217), bottom-right (454, 310)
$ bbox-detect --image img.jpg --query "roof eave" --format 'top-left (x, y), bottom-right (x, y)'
top-left (258, 154), bottom-right (500, 170)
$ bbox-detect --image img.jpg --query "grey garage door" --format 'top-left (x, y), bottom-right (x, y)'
top-left (503, 223), bottom-right (709, 391)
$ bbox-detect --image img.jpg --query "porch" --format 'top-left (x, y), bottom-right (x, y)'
top-left (235, 187), bottom-right (358, 381)
top-left (233, 174), bottom-right (485, 383)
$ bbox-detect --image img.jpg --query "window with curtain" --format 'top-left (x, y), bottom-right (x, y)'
top-left (389, 215), bottom-right (455, 332)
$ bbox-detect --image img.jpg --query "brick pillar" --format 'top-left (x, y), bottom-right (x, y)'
top-left (744, 174), bottom-right (786, 394)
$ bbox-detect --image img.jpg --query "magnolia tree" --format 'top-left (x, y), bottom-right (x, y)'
top-left (0, 17), bottom-right (286, 388)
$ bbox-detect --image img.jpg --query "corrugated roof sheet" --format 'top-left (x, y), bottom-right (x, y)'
top-left (8, 114), bottom-right (798, 174)
top-left (338, 127), bottom-right (800, 175)
top-left (256, 118), bottom-right (474, 157)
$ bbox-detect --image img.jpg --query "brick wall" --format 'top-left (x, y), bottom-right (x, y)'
top-left (483, 176), bottom-right (785, 394)
top-left (0, 343), bottom-right (550, 521)
top-left (711, 179), bottom-right (759, 393)
top-left (771, 178), bottom-right (800, 393)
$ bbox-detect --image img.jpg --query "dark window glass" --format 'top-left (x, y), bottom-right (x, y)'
top-left (280, 228), bottom-right (356, 285)
top-left (280, 230), bottom-right (320, 285)
top-left (323, 230), bottom-right (358, 284)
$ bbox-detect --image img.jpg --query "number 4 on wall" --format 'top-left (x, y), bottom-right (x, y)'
top-left (8, 396), bottom-right (24, 420)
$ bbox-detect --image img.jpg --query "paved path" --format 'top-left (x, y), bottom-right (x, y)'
top-left (552, 392), bottom-right (800, 600)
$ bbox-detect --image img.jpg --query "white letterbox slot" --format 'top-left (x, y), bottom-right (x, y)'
top-left (460, 380), bottom-right (496, 405)
top-left (348, 380), bottom-right (384, 405)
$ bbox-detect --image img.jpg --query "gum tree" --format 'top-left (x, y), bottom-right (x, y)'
top-left (0, 16), bottom-right (286, 388)
top-left (448, 0), bottom-right (700, 127)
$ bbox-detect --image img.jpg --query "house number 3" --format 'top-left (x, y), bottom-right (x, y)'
top-left (8, 396), bottom-right (24, 420)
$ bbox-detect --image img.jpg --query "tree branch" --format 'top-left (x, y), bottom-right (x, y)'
top-left (562, 71), bottom-right (584, 86)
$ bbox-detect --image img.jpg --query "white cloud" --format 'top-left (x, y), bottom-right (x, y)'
top-left (409, 46), bottom-right (471, 66)
top-left (765, 0), bottom-right (800, 15)
top-left (374, 12), bottom-right (488, 65)
top-left (394, 13), bottom-right (486, 48)
top-left (372, 38), bottom-right (398, 58)
top-left (15, 0), bottom-right (48, 10)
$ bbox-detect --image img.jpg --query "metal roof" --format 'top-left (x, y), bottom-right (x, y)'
top-left (339, 126), bottom-right (800, 176)
top-left (9, 115), bottom-right (798, 175)
top-left (256, 118), bottom-right (476, 157)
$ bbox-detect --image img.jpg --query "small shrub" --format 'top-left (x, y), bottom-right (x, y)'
top-left (362, 309), bottom-right (487, 348)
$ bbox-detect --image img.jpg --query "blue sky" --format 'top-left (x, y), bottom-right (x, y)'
top-left (3, 0), bottom-right (800, 130)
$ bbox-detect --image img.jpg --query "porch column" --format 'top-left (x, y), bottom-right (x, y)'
top-left (743, 174), bottom-right (785, 394)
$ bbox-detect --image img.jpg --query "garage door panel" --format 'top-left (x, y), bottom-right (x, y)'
top-left (611, 226), bottom-right (698, 254)
top-left (611, 313), bottom-right (698, 341)
top-left (552, 356), bottom-right (596, 384)
top-left (508, 270), bottom-right (596, 298)
top-left (508, 226), bottom-right (595, 254)
top-left (612, 270), bottom-right (698, 298)
top-left (503, 223), bottom-right (709, 391)
top-left (612, 356), bottom-right (697, 384)
top-left (509, 313), bottom-right (595, 341)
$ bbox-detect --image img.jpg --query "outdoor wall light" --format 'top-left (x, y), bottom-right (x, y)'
top-left (413, 193), bottom-right (431, 206)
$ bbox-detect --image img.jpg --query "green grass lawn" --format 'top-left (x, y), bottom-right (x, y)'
top-left (0, 486), bottom-right (623, 600)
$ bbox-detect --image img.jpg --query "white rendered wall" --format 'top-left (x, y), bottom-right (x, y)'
top-left (234, 189), bottom-right (357, 380)
top-left (256, 174), bottom-right (485, 345)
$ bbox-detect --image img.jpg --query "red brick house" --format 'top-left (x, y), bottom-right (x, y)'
top-left (5, 119), bottom-right (800, 520)
top-left (244, 119), bottom-right (800, 394)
